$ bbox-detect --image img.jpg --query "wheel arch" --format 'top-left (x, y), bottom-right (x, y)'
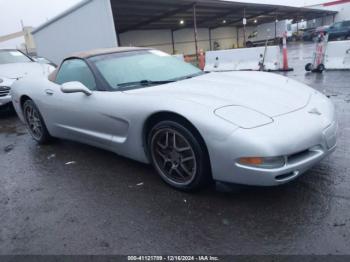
top-left (17, 95), bottom-right (34, 118)
top-left (20, 95), bottom-right (32, 109)
top-left (142, 111), bottom-right (212, 173)
top-left (19, 95), bottom-right (52, 143)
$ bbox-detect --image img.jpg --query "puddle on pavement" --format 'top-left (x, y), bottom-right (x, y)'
top-left (0, 116), bottom-right (27, 136)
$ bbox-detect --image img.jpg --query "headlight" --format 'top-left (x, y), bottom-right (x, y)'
top-left (215, 105), bottom-right (273, 129)
top-left (237, 156), bottom-right (285, 169)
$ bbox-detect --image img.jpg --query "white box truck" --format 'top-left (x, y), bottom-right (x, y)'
top-left (245, 20), bottom-right (293, 47)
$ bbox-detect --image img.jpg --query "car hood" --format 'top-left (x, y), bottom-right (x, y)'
top-left (125, 71), bottom-right (312, 117)
top-left (0, 62), bottom-right (54, 79)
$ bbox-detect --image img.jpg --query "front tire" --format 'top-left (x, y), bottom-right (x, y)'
top-left (148, 120), bottom-right (211, 191)
top-left (23, 99), bottom-right (51, 144)
top-left (316, 63), bottom-right (325, 73)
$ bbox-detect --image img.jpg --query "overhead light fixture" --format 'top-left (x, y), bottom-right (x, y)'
top-left (179, 19), bottom-right (185, 25)
top-left (254, 19), bottom-right (258, 23)
top-left (222, 20), bottom-right (227, 24)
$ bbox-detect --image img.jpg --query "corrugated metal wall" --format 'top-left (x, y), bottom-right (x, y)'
top-left (33, 0), bottom-right (118, 64)
top-left (119, 27), bottom-right (239, 55)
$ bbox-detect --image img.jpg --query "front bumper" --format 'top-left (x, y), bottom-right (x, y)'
top-left (0, 95), bottom-right (11, 107)
top-left (0, 78), bottom-right (14, 107)
top-left (234, 138), bottom-right (336, 186)
top-left (208, 105), bottom-right (337, 186)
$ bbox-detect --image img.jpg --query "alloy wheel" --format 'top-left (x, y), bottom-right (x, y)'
top-left (151, 128), bottom-right (197, 186)
top-left (24, 103), bottom-right (43, 140)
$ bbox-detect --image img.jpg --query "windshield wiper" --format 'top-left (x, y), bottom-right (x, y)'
top-left (186, 72), bottom-right (206, 79)
top-left (117, 80), bottom-right (175, 88)
top-left (174, 71), bottom-right (207, 81)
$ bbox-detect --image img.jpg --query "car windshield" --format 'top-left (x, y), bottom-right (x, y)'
top-left (0, 50), bottom-right (32, 64)
top-left (90, 50), bottom-right (204, 90)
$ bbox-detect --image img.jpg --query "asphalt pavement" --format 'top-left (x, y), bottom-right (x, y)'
top-left (0, 43), bottom-right (349, 255)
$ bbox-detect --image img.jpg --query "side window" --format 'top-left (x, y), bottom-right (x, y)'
top-left (333, 22), bottom-right (342, 29)
top-left (55, 59), bottom-right (96, 90)
top-left (343, 21), bottom-right (350, 27)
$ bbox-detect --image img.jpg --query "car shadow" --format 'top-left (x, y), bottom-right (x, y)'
top-left (3, 131), bottom-right (339, 253)
top-left (0, 104), bottom-right (16, 119)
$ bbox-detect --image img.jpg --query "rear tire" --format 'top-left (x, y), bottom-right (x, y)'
top-left (305, 63), bottom-right (313, 72)
top-left (23, 99), bottom-right (51, 144)
top-left (148, 120), bottom-right (211, 191)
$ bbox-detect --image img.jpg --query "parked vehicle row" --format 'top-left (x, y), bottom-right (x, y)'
top-left (298, 20), bottom-right (350, 42)
top-left (244, 19), bottom-right (350, 45)
top-left (328, 20), bottom-right (350, 41)
top-left (299, 26), bottom-right (328, 42)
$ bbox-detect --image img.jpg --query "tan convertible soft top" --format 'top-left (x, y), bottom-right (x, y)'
top-left (68, 46), bottom-right (148, 59)
top-left (48, 46), bottom-right (149, 82)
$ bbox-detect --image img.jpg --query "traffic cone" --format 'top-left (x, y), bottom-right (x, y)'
top-left (198, 49), bottom-right (206, 71)
top-left (280, 32), bottom-right (293, 72)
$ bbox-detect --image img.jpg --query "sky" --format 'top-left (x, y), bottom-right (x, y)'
top-left (0, 0), bottom-right (331, 49)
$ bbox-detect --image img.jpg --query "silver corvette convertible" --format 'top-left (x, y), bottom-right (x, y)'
top-left (11, 47), bottom-right (337, 191)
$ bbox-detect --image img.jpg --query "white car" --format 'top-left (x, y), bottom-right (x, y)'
top-left (0, 49), bottom-right (55, 110)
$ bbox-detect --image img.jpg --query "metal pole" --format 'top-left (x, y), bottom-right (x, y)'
top-left (113, 8), bottom-right (121, 47)
top-left (193, 3), bottom-right (199, 62)
top-left (297, 21), bottom-right (299, 33)
top-left (275, 21), bottom-right (277, 40)
top-left (116, 31), bottom-right (121, 46)
top-left (20, 20), bottom-right (29, 54)
top-left (243, 8), bottom-right (246, 48)
top-left (236, 27), bottom-right (239, 48)
top-left (274, 13), bottom-right (277, 43)
top-left (296, 15), bottom-right (299, 34)
top-left (171, 29), bottom-right (175, 54)
top-left (209, 28), bottom-right (212, 51)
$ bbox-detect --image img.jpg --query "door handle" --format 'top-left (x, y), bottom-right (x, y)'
top-left (45, 89), bottom-right (54, 95)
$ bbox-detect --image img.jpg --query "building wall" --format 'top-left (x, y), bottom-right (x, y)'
top-left (33, 0), bottom-right (117, 64)
top-left (119, 27), bottom-right (238, 55)
top-left (307, 16), bottom-right (335, 28)
top-left (237, 26), bottom-right (256, 47)
top-left (173, 28), bottom-right (210, 54)
top-left (119, 30), bottom-right (173, 53)
top-left (307, 1), bottom-right (350, 23)
top-left (210, 27), bottom-right (238, 50)
top-left (332, 2), bottom-right (350, 21)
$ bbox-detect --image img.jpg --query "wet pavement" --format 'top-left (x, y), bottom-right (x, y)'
top-left (0, 43), bottom-right (350, 255)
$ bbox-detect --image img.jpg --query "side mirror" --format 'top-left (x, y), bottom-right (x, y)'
top-left (61, 81), bottom-right (92, 96)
